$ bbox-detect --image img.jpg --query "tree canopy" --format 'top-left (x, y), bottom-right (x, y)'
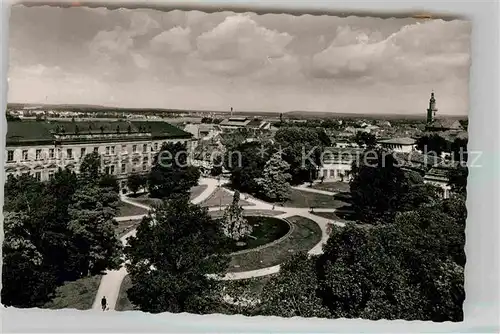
top-left (124, 197), bottom-right (229, 313)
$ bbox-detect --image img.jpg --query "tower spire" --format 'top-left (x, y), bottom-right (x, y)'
top-left (426, 90), bottom-right (437, 124)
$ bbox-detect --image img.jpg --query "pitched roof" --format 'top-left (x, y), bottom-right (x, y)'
top-left (428, 119), bottom-right (463, 130)
top-left (6, 120), bottom-right (191, 146)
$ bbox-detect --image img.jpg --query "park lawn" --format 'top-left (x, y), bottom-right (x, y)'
top-left (229, 215), bottom-right (322, 272)
top-left (115, 275), bottom-right (136, 311)
top-left (311, 181), bottom-right (350, 193)
top-left (125, 184), bottom-right (208, 207)
top-left (285, 189), bottom-right (349, 209)
top-left (43, 275), bottom-right (102, 310)
top-left (311, 211), bottom-right (353, 223)
top-left (201, 188), bottom-right (254, 208)
top-left (209, 209), bottom-right (285, 219)
top-left (115, 219), bottom-right (142, 237)
top-left (117, 201), bottom-right (148, 217)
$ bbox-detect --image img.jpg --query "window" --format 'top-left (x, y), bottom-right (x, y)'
top-left (35, 149), bottom-right (41, 160)
top-left (67, 149), bottom-right (73, 159)
top-left (35, 171), bottom-right (41, 181)
top-left (49, 148), bottom-right (55, 159)
top-left (110, 165), bottom-right (115, 174)
top-left (80, 147), bottom-right (86, 157)
top-left (7, 150), bottom-right (14, 162)
top-left (143, 144), bottom-right (147, 153)
top-left (133, 145), bottom-right (137, 153)
top-left (121, 164), bottom-right (126, 174)
top-left (105, 166), bottom-right (110, 174)
top-left (48, 171), bottom-right (55, 180)
top-left (111, 146), bottom-right (115, 154)
top-left (94, 147), bottom-right (99, 153)
top-left (154, 143), bottom-right (158, 151)
top-left (143, 155), bottom-right (149, 162)
top-left (22, 150), bottom-right (28, 161)
top-left (142, 162), bottom-right (147, 171)
top-left (121, 145), bottom-right (127, 154)
top-left (105, 146), bottom-right (110, 155)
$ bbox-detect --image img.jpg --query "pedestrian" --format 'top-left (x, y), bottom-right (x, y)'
top-left (101, 296), bottom-right (107, 311)
top-left (272, 204), bottom-right (275, 210)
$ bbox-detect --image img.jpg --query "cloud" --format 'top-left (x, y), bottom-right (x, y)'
top-left (193, 15), bottom-right (294, 75)
top-left (311, 19), bottom-right (471, 84)
top-left (150, 26), bottom-right (192, 54)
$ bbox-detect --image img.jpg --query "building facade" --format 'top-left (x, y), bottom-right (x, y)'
top-left (319, 147), bottom-right (364, 182)
top-left (5, 120), bottom-right (193, 189)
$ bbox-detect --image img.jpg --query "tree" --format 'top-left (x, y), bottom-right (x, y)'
top-left (148, 142), bottom-right (200, 199)
top-left (416, 134), bottom-right (449, 156)
top-left (274, 127), bottom-right (325, 184)
top-left (225, 141), bottom-right (269, 194)
top-left (221, 191), bottom-right (252, 241)
top-left (259, 253), bottom-right (331, 318)
top-left (127, 173), bottom-right (147, 195)
top-left (210, 155), bottom-right (223, 177)
top-left (125, 197), bottom-right (229, 313)
top-left (354, 131), bottom-right (377, 148)
top-left (2, 212), bottom-right (58, 307)
top-left (350, 150), bottom-right (438, 224)
top-left (67, 184), bottom-right (123, 276)
top-left (448, 165), bottom-right (468, 195)
top-left (450, 137), bottom-right (468, 162)
top-left (79, 151), bottom-right (101, 183)
top-left (349, 149), bottom-right (410, 224)
top-left (255, 152), bottom-right (292, 203)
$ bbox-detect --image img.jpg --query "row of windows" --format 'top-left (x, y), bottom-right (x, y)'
top-left (6, 142), bottom-right (165, 162)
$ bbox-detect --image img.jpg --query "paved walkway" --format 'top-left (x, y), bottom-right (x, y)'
top-left (92, 178), bottom-right (219, 311)
top-left (93, 178), bottom-right (346, 309)
top-left (292, 184), bottom-right (338, 196)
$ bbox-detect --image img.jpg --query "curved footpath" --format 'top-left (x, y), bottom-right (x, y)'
top-left (92, 178), bottom-right (345, 310)
top-left (92, 178), bottom-right (219, 311)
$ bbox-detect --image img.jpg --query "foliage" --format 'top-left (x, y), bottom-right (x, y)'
top-left (225, 141), bottom-right (270, 194)
top-left (221, 191), bottom-right (252, 241)
top-left (354, 131), bottom-right (377, 148)
top-left (2, 154), bottom-right (123, 308)
top-left (210, 155), bottom-right (223, 177)
top-left (124, 197), bottom-right (229, 314)
top-left (148, 142), bottom-right (200, 199)
top-left (349, 149), bottom-right (440, 224)
top-left (127, 173), bottom-right (148, 194)
top-left (416, 134), bottom-right (449, 156)
top-left (255, 152), bottom-right (292, 203)
top-left (274, 127), bottom-right (327, 184)
top-left (259, 253), bottom-right (331, 318)
top-left (450, 137), bottom-right (468, 162)
top-left (448, 165), bottom-right (468, 195)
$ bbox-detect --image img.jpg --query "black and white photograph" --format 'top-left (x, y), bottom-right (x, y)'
top-left (3, 1), bottom-right (472, 324)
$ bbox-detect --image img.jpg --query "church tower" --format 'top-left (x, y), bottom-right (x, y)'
top-left (426, 91), bottom-right (438, 123)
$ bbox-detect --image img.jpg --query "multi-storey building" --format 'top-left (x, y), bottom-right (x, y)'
top-left (5, 120), bottom-right (193, 190)
top-left (319, 147), bottom-right (364, 182)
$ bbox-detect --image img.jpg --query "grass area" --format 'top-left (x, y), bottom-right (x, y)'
top-left (311, 181), bottom-right (350, 193)
top-left (311, 211), bottom-right (353, 223)
top-left (115, 275), bottom-right (136, 311)
top-left (115, 219), bottom-right (142, 237)
top-left (117, 201), bottom-right (148, 217)
top-left (126, 184), bottom-right (209, 207)
top-left (209, 209), bottom-right (285, 218)
top-left (229, 215), bottom-right (322, 272)
top-left (43, 275), bottom-right (102, 310)
top-left (201, 188), bottom-right (254, 208)
top-left (285, 189), bottom-right (349, 209)
top-left (222, 216), bottom-right (290, 253)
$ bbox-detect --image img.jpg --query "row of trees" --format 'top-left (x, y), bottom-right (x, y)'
top-left (416, 133), bottom-right (468, 160)
top-left (3, 152), bottom-right (123, 307)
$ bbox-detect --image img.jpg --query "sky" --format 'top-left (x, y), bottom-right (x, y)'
top-left (7, 4), bottom-right (471, 115)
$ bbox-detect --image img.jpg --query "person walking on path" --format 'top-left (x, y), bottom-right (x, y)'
top-left (101, 296), bottom-right (107, 311)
